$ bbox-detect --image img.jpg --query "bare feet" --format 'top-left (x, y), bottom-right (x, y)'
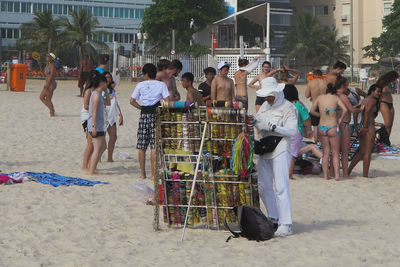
top-left (335, 177), bottom-right (343, 181)
top-left (89, 170), bottom-right (98, 175)
top-left (82, 168), bottom-right (88, 172)
top-left (107, 159), bottom-right (114, 162)
top-left (290, 177), bottom-right (295, 180)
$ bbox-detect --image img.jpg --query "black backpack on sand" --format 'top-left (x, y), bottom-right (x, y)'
top-left (224, 205), bottom-right (278, 242)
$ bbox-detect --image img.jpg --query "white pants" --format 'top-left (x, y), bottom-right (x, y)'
top-left (257, 151), bottom-right (292, 225)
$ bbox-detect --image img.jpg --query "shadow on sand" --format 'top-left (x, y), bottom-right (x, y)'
top-left (293, 219), bottom-right (362, 234)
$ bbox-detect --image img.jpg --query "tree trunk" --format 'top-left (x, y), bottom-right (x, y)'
top-left (48, 38), bottom-right (52, 53)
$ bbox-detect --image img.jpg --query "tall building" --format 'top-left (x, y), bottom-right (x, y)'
top-left (256, 0), bottom-right (293, 57)
top-left (0, 0), bottom-right (152, 52)
top-left (292, 0), bottom-right (394, 66)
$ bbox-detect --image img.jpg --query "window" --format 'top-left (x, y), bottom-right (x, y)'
top-left (13, 29), bottom-right (19, 39)
top-left (315, 5), bottom-right (328, 16)
top-left (137, 9), bottom-right (144, 19)
top-left (63, 5), bottom-right (68, 14)
top-left (342, 3), bottom-right (350, 15)
top-left (14, 2), bottom-right (20, 12)
top-left (270, 14), bottom-right (291, 26)
top-left (342, 25), bottom-right (350, 36)
top-left (21, 2), bottom-right (31, 13)
top-left (383, 1), bottom-right (392, 15)
top-left (124, 8), bottom-right (129, 18)
top-left (303, 6), bottom-right (312, 15)
top-left (1, 2), bottom-right (6, 12)
top-left (114, 7), bottom-right (119, 17)
top-left (1, 29), bottom-right (6, 39)
top-left (7, 1), bottom-right (13, 12)
top-left (129, 9), bottom-right (134, 18)
top-left (33, 3), bottom-right (38, 12)
top-left (7, 29), bottom-right (12, 39)
top-left (94, 6), bottom-right (103, 16)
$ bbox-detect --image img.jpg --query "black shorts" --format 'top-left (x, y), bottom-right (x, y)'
top-left (256, 96), bottom-right (265, 106)
top-left (137, 112), bottom-right (156, 150)
top-left (89, 131), bottom-right (105, 138)
top-left (310, 113), bottom-right (320, 126)
top-left (80, 72), bottom-right (91, 84)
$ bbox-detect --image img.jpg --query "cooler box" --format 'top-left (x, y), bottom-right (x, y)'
top-left (10, 64), bottom-right (28, 92)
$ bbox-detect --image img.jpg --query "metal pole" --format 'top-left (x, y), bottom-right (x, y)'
top-left (112, 41), bottom-right (117, 79)
top-left (181, 121), bottom-right (208, 242)
top-left (350, 0), bottom-right (354, 82)
top-left (266, 2), bottom-right (271, 62)
top-left (239, 36), bottom-right (244, 58)
top-left (172, 29), bottom-right (176, 52)
top-left (130, 41), bottom-right (133, 82)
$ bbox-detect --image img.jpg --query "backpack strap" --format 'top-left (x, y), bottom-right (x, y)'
top-left (224, 207), bottom-right (242, 242)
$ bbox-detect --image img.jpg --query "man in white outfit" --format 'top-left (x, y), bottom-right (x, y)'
top-left (254, 77), bottom-right (298, 237)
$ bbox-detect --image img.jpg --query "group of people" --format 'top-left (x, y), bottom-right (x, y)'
top-left (40, 52), bottom-right (397, 237)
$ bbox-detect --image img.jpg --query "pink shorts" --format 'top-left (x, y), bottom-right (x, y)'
top-left (290, 131), bottom-right (304, 158)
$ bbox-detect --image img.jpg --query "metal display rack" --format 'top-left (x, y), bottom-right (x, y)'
top-left (154, 104), bottom-right (259, 232)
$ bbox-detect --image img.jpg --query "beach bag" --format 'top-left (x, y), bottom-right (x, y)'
top-left (254, 136), bottom-right (282, 155)
top-left (224, 206), bottom-right (277, 242)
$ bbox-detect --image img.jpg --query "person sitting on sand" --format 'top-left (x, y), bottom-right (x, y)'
top-left (234, 57), bottom-right (259, 110)
top-left (130, 63), bottom-right (170, 179)
top-left (181, 72), bottom-right (204, 106)
top-left (87, 74), bottom-right (109, 175)
top-left (310, 82), bottom-right (347, 181)
top-left (349, 84), bottom-right (382, 178)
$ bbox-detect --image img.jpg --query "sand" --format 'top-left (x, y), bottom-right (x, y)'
top-left (1, 79), bottom-right (400, 266)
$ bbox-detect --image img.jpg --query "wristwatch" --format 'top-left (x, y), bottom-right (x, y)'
top-left (271, 125), bottom-right (276, 132)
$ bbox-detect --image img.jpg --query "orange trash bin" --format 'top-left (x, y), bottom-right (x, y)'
top-left (10, 64), bottom-right (28, 92)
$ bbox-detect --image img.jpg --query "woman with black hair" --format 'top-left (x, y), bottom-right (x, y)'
top-left (81, 70), bottom-right (100, 171)
top-left (349, 84), bottom-right (382, 177)
top-left (104, 72), bottom-right (123, 162)
top-left (376, 71), bottom-right (399, 137)
top-left (310, 83), bottom-right (347, 181)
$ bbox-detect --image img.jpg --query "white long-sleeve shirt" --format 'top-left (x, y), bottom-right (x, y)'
top-left (255, 90), bottom-right (298, 160)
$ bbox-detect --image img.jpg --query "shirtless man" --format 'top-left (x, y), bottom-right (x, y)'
top-left (305, 69), bottom-right (328, 141)
top-left (211, 62), bottom-right (235, 102)
top-left (234, 57), bottom-right (259, 109)
top-left (79, 54), bottom-right (93, 97)
top-left (181, 72), bottom-right (204, 106)
top-left (156, 59), bottom-right (183, 101)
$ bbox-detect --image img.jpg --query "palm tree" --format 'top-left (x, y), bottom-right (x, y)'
top-left (283, 13), bottom-right (327, 68)
top-left (321, 27), bottom-right (350, 67)
top-left (61, 9), bottom-right (110, 66)
top-left (20, 10), bottom-right (63, 54)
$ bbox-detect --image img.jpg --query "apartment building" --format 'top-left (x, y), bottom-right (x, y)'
top-left (292, 0), bottom-right (394, 66)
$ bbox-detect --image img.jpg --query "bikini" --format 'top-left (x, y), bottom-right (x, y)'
top-left (317, 108), bottom-right (340, 136)
top-left (380, 100), bottom-right (393, 110)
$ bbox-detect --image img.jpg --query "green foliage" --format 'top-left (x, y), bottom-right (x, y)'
top-left (283, 13), bottom-right (349, 68)
top-left (363, 0), bottom-right (400, 61)
top-left (60, 9), bottom-right (110, 66)
top-left (18, 10), bottom-right (63, 55)
top-left (183, 44), bottom-right (210, 57)
top-left (141, 0), bottom-right (227, 54)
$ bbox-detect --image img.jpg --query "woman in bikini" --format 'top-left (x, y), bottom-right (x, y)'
top-left (336, 76), bottom-right (363, 178)
top-left (310, 83), bottom-right (347, 181)
top-left (40, 53), bottom-right (57, 116)
top-left (349, 84), bottom-right (382, 178)
top-left (249, 61), bottom-right (271, 112)
top-left (376, 71), bottom-right (399, 138)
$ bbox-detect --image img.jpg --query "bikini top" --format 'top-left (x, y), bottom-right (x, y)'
top-left (324, 108), bottom-right (337, 115)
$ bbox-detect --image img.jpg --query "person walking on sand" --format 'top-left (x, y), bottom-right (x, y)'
top-left (376, 71), bottom-right (399, 138)
top-left (198, 67), bottom-right (216, 102)
top-left (78, 54), bottom-right (93, 97)
top-left (349, 85), bottom-right (382, 177)
top-left (104, 72), bottom-right (123, 162)
top-left (310, 83), bottom-right (347, 181)
top-left (234, 57), bottom-right (259, 109)
top-left (211, 62), bottom-right (235, 102)
top-left (87, 74), bottom-right (109, 175)
top-left (181, 72), bottom-right (204, 106)
top-left (40, 53), bottom-right (57, 117)
top-left (249, 61), bottom-right (272, 112)
top-left (130, 63), bottom-right (170, 179)
top-left (255, 77), bottom-right (298, 237)
top-left (156, 59), bottom-right (182, 101)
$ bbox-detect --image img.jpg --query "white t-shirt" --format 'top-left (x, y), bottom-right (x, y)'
top-left (131, 80), bottom-right (169, 106)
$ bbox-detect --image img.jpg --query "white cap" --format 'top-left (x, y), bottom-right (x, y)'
top-left (256, 77), bottom-right (285, 97)
top-left (217, 61), bottom-right (231, 70)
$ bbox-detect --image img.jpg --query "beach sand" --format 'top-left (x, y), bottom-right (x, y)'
top-left (1, 79), bottom-right (400, 266)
